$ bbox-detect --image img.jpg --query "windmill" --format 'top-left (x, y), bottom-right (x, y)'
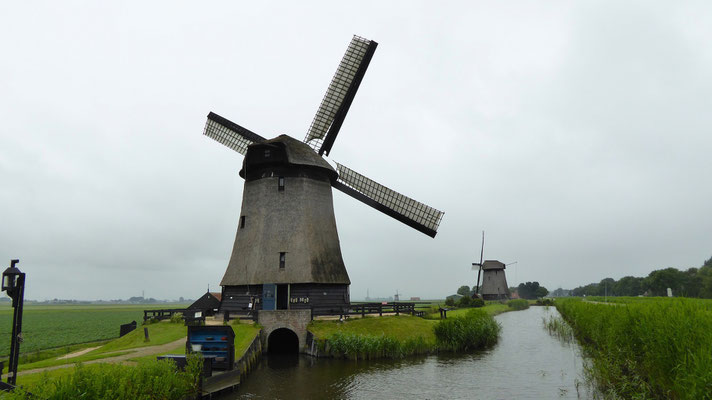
top-left (471, 231), bottom-right (485, 297)
top-left (471, 232), bottom-right (511, 300)
top-left (203, 36), bottom-right (444, 318)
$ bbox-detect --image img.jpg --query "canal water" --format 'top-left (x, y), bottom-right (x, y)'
top-left (226, 306), bottom-right (593, 399)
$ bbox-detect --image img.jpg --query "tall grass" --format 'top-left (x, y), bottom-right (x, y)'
top-left (325, 333), bottom-right (431, 360)
top-left (542, 315), bottom-right (574, 344)
top-left (556, 297), bottom-right (712, 399)
top-left (506, 299), bottom-right (529, 310)
top-left (3, 356), bottom-right (202, 399)
top-left (433, 309), bottom-right (501, 352)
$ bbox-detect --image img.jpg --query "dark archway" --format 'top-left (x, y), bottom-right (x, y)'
top-left (268, 328), bottom-right (299, 354)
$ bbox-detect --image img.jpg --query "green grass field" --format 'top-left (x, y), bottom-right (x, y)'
top-left (556, 297), bottom-right (712, 399)
top-left (0, 303), bottom-right (188, 357)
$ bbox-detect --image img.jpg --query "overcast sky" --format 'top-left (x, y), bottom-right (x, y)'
top-left (1, 1), bottom-right (711, 301)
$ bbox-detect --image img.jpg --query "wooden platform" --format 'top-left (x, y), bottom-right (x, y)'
top-left (200, 369), bottom-right (242, 399)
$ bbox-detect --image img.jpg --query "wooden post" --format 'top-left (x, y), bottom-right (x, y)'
top-left (144, 327), bottom-right (150, 342)
top-left (379, 304), bottom-right (382, 317)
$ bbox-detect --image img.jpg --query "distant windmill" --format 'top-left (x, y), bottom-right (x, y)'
top-left (203, 36), bottom-right (445, 317)
top-left (471, 231), bottom-right (485, 296)
top-left (471, 232), bottom-right (511, 300)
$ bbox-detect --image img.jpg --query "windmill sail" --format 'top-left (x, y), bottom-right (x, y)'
top-left (304, 36), bottom-right (377, 156)
top-left (203, 112), bottom-right (266, 155)
top-left (332, 162), bottom-right (444, 237)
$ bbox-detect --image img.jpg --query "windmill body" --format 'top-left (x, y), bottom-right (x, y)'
top-left (471, 232), bottom-right (510, 301)
top-left (480, 260), bottom-right (510, 300)
top-left (219, 136), bottom-right (351, 314)
top-left (202, 36), bottom-right (444, 323)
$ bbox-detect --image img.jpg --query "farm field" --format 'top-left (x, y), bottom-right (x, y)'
top-left (556, 297), bottom-right (712, 400)
top-left (0, 303), bottom-right (188, 356)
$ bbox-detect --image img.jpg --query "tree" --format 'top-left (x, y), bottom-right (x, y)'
top-left (517, 282), bottom-right (547, 299)
top-left (535, 286), bottom-right (549, 298)
top-left (644, 268), bottom-right (686, 296)
top-left (613, 276), bottom-right (644, 296)
top-left (599, 278), bottom-right (616, 296)
top-left (457, 285), bottom-right (472, 297)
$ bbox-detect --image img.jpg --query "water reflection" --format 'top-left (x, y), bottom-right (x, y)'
top-left (227, 307), bottom-right (593, 399)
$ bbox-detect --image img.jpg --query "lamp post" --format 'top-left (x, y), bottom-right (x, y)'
top-left (2, 260), bottom-right (25, 386)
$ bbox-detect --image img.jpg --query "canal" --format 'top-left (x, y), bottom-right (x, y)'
top-left (225, 306), bottom-right (593, 399)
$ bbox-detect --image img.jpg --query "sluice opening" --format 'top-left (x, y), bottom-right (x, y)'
top-left (268, 328), bottom-right (299, 354)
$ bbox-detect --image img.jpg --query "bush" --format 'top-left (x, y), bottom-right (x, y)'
top-left (433, 309), bottom-right (501, 352)
top-left (170, 313), bottom-right (184, 324)
top-left (536, 298), bottom-right (554, 306)
top-left (507, 299), bottom-right (529, 310)
top-left (444, 298), bottom-right (455, 307)
top-left (5, 357), bottom-right (202, 399)
top-left (457, 296), bottom-right (473, 308)
top-left (471, 298), bottom-right (485, 308)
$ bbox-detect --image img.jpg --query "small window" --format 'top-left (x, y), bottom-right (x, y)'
top-left (278, 177), bottom-right (285, 191)
top-left (264, 149), bottom-right (271, 158)
top-left (279, 252), bottom-right (286, 269)
top-left (240, 216), bottom-right (246, 229)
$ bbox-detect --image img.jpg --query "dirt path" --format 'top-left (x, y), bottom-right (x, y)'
top-left (4, 337), bottom-right (187, 379)
top-left (56, 346), bottom-right (101, 360)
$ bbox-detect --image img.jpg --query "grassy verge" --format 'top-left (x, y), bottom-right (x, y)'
top-left (556, 297), bottom-right (712, 399)
top-left (231, 321), bottom-right (261, 359)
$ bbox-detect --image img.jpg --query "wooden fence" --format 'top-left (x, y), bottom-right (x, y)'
top-left (143, 308), bottom-right (186, 322)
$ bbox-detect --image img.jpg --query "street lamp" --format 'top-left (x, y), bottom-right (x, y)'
top-left (2, 260), bottom-right (25, 386)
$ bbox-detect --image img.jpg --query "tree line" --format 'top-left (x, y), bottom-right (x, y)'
top-left (456, 282), bottom-right (549, 300)
top-left (569, 255), bottom-right (712, 298)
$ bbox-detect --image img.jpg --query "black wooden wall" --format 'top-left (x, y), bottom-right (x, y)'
top-left (221, 284), bottom-right (349, 316)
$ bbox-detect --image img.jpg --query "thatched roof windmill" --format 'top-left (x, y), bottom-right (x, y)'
top-left (472, 232), bottom-right (510, 300)
top-left (203, 36), bottom-right (444, 317)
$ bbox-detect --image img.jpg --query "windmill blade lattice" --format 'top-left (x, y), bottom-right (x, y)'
top-left (304, 36), bottom-right (377, 156)
top-left (333, 162), bottom-right (444, 237)
top-left (203, 112), bottom-right (266, 155)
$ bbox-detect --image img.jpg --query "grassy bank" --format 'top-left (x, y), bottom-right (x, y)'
top-left (309, 309), bottom-right (503, 359)
top-left (310, 315), bottom-right (437, 359)
top-left (506, 299), bottom-right (529, 310)
top-left (433, 309), bottom-right (500, 351)
top-left (556, 297), bottom-right (712, 399)
top-left (424, 303), bottom-right (511, 319)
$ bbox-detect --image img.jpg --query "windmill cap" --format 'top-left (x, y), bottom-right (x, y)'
top-left (482, 260), bottom-right (506, 270)
top-left (239, 134), bottom-right (337, 181)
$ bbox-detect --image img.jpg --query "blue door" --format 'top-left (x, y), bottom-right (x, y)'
top-left (262, 284), bottom-right (276, 311)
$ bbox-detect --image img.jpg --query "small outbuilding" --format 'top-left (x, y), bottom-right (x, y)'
top-left (446, 294), bottom-right (464, 302)
top-left (188, 292), bottom-right (222, 317)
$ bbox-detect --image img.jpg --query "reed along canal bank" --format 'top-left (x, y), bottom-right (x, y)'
top-left (555, 297), bottom-right (712, 400)
top-left (223, 306), bottom-right (593, 399)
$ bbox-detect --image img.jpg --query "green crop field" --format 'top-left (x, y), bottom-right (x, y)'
top-left (0, 304), bottom-right (187, 356)
top-left (556, 297), bottom-right (712, 399)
